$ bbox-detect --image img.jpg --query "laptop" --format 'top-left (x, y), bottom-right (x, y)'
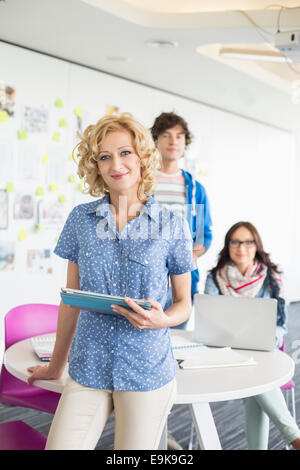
top-left (194, 294), bottom-right (277, 351)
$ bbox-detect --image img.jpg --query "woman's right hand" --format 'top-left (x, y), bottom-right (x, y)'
top-left (27, 365), bottom-right (62, 386)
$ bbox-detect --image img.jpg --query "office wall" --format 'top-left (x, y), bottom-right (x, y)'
top-left (0, 41), bottom-right (298, 339)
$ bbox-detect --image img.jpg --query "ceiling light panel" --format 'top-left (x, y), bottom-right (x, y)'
top-left (119, 0), bottom-right (300, 13)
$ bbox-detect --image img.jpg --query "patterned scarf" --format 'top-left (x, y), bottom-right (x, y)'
top-left (216, 262), bottom-right (269, 298)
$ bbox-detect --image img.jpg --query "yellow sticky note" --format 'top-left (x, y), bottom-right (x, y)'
top-left (6, 182), bottom-right (14, 193)
top-left (55, 98), bottom-right (64, 107)
top-left (49, 183), bottom-right (58, 192)
top-left (0, 110), bottom-right (9, 122)
top-left (18, 129), bottom-right (28, 140)
top-left (69, 151), bottom-right (77, 162)
top-left (18, 229), bottom-right (28, 241)
top-left (42, 153), bottom-right (50, 164)
top-left (59, 118), bottom-right (67, 128)
top-left (52, 131), bottom-right (60, 142)
top-left (36, 186), bottom-right (45, 196)
top-left (68, 174), bottom-right (76, 183)
top-left (58, 194), bottom-right (67, 203)
top-left (77, 183), bottom-right (85, 192)
top-left (75, 107), bottom-right (83, 118)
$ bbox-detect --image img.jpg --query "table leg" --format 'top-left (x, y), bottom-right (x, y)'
top-left (158, 422), bottom-right (168, 450)
top-left (189, 402), bottom-right (222, 450)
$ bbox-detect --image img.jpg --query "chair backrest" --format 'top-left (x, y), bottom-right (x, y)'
top-left (4, 303), bottom-right (59, 349)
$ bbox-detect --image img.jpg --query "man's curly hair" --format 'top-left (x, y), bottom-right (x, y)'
top-left (150, 112), bottom-right (193, 148)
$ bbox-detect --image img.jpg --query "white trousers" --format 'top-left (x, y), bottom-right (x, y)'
top-left (45, 376), bottom-right (177, 450)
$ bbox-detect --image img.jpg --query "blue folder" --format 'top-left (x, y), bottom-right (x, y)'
top-left (60, 288), bottom-right (151, 315)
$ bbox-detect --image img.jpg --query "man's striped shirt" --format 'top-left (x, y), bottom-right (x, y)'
top-left (154, 170), bottom-right (186, 218)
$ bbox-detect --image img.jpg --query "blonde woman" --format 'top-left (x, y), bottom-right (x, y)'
top-left (27, 113), bottom-right (195, 450)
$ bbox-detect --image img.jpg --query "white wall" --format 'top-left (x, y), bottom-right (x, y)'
top-left (0, 41), bottom-right (299, 346)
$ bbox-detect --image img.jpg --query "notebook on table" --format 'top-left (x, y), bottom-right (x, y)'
top-left (31, 335), bottom-right (55, 362)
top-left (171, 333), bottom-right (256, 369)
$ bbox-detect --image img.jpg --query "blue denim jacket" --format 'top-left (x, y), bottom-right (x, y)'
top-left (182, 170), bottom-right (213, 295)
top-left (204, 271), bottom-right (288, 348)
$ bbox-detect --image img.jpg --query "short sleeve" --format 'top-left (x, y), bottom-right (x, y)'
top-left (167, 215), bottom-right (196, 275)
top-left (54, 207), bottom-right (79, 264)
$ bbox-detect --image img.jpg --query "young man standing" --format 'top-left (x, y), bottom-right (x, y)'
top-left (151, 112), bottom-right (213, 329)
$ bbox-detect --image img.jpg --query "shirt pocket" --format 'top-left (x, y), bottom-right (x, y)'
top-left (127, 249), bottom-right (167, 293)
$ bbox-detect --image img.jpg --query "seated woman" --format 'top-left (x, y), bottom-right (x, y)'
top-left (204, 221), bottom-right (300, 450)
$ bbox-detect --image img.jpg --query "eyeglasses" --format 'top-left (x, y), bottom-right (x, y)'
top-left (229, 240), bottom-right (256, 248)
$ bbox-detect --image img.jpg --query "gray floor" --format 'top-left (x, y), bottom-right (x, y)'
top-left (1, 302), bottom-right (300, 450)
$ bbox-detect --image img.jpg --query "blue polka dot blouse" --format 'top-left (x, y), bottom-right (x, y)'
top-left (54, 195), bottom-right (195, 391)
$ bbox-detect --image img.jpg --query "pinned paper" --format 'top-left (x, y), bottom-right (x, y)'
top-left (49, 183), bottom-right (58, 192)
top-left (55, 98), bottom-right (64, 108)
top-left (34, 223), bottom-right (45, 232)
top-left (59, 118), bottom-right (67, 128)
top-left (35, 186), bottom-right (45, 196)
top-left (42, 153), bottom-right (50, 164)
top-left (18, 229), bottom-right (28, 241)
top-left (106, 105), bottom-right (120, 115)
top-left (58, 194), bottom-right (67, 203)
top-left (68, 174), bottom-right (76, 183)
top-left (0, 110), bottom-right (9, 122)
top-left (5, 182), bottom-right (14, 193)
top-left (52, 131), bottom-right (60, 142)
top-left (75, 107), bottom-right (83, 118)
top-left (18, 129), bottom-right (28, 140)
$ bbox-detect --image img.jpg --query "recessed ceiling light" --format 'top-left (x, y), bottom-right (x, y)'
top-left (145, 40), bottom-right (178, 48)
top-left (106, 55), bottom-right (129, 62)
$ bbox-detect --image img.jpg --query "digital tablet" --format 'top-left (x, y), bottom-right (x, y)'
top-left (60, 288), bottom-right (152, 315)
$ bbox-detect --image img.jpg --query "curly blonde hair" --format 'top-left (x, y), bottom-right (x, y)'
top-left (74, 113), bottom-right (160, 202)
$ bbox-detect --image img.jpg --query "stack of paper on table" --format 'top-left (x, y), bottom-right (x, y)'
top-left (171, 334), bottom-right (256, 369)
top-left (31, 335), bottom-right (55, 361)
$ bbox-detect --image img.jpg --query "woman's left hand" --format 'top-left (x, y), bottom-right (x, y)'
top-left (111, 298), bottom-right (170, 330)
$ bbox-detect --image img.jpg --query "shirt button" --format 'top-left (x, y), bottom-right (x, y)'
top-left (145, 260), bottom-right (148, 264)
top-left (113, 283), bottom-right (116, 287)
top-left (115, 261), bottom-right (118, 265)
top-left (111, 349), bottom-right (114, 354)
top-left (111, 326), bottom-right (114, 330)
top-left (86, 252), bottom-right (89, 256)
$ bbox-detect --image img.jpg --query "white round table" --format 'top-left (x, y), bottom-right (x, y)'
top-left (4, 330), bottom-right (295, 450)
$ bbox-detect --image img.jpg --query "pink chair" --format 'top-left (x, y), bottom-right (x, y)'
top-left (0, 303), bottom-right (61, 414)
top-left (0, 421), bottom-right (47, 450)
